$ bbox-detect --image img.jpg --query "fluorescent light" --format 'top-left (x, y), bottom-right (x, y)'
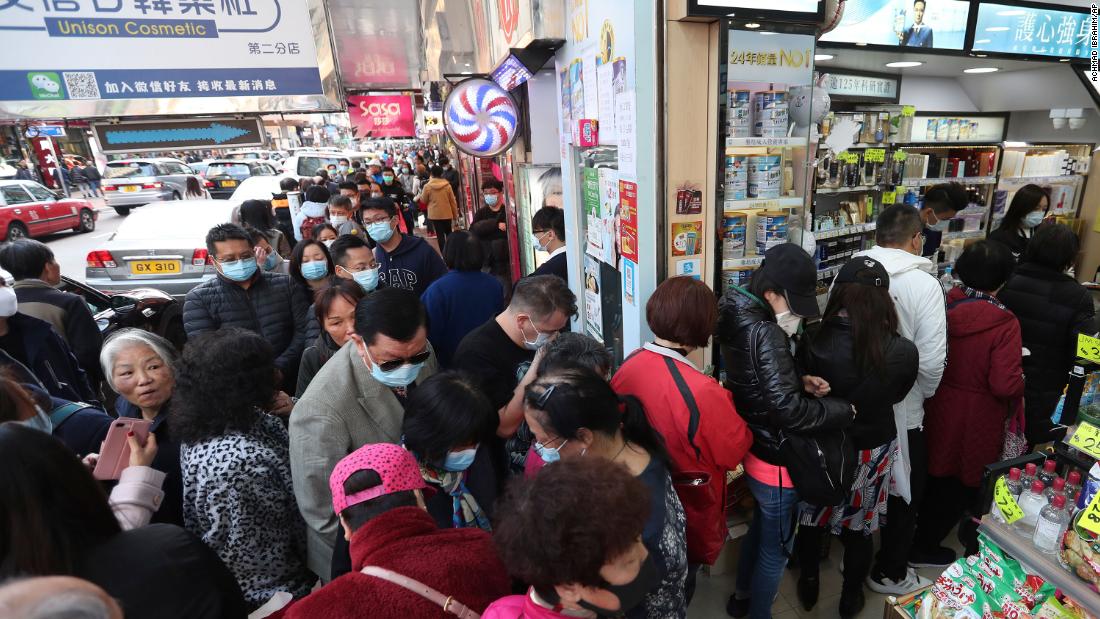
top-left (964, 67), bottom-right (999, 74)
top-left (985, 26), bottom-right (1010, 32)
top-left (1060, 58), bottom-right (1071, 62)
top-left (464, 63), bottom-right (471, 67)
top-left (1004, 141), bottom-right (1028, 148)
top-left (974, 39), bottom-right (991, 45)
top-left (759, 32), bottom-right (777, 36)
top-left (997, 10), bottom-right (1026, 16)
top-left (814, 54), bottom-right (834, 61)
top-left (886, 61), bottom-right (923, 68)
top-left (460, 71), bottom-right (473, 75)
top-left (745, 22), bottom-right (761, 29)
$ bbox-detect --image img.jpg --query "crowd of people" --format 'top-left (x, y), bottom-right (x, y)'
top-left (0, 173), bottom-right (1094, 619)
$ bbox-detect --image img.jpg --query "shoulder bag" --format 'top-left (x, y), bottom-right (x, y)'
top-left (361, 565), bottom-right (481, 619)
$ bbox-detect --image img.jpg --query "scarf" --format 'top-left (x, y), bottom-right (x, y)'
top-left (418, 461), bottom-right (491, 532)
top-left (956, 284), bottom-right (1008, 311)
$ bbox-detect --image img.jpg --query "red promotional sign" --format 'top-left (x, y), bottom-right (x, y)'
top-left (31, 136), bottom-right (61, 189)
top-left (619, 179), bottom-right (639, 264)
top-left (336, 35), bottom-right (410, 88)
top-left (347, 95), bottom-right (416, 138)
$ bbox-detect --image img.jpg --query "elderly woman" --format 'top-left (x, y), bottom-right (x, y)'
top-left (296, 279), bottom-right (365, 397)
top-left (100, 328), bottom-right (182, 525)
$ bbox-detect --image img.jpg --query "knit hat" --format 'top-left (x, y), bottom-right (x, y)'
top-left (329, 443), bottom-right (428, 515)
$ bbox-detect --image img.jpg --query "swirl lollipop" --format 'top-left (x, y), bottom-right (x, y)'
top-left (444, 78), bottom-right (520, 158)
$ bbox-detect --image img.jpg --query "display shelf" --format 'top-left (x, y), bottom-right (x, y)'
top-left (722, 196), bottom-right (804, 212)
top-left (816, 185), bottom-right (886, 194)
top-left (977, 517), bottom-right (1100, 616)
top-left (817, 264), bottom-right (842, 279)
top-left (722, 256), bottom-right (765, 270)
top-left (815, 223), bottom-right (876, 239)
top-left (901, 176), bottom-right (998, 187)
top-left (724, 136), bottom-right (805, 149)
top-left (943, 230), bottom-right (986, 241)
top-left (1000, 175), bottom-right (1084, 184)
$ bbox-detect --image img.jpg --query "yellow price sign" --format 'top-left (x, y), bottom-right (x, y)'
top-left (1068, 421), bottom-right (1100, 460)
top-left (893, 150), bottom-right (908, 163)
top-left (1079, 488), bottom-right (1100, 536)
top-left (865, 148), bottom-right (886, 163)
top-left (993, 476), bottom-right (1025, 525)
top-left (882, 190), bottom-right (897, 205)
top-left (902, 105), bottom-right (916, 117)
top-left (1077, 333), bottom-right (1100, 363)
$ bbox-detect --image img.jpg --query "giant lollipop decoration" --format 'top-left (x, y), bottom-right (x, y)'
top-left (444, 78), bottom-right (520, 158)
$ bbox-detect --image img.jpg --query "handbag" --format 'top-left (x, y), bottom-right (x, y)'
top-left (777, 428), bottom-right (856, 507)
top-left (361, 566), bottom-right (480, 618)
top-left (1001, 400), bottom-right (1028, 460)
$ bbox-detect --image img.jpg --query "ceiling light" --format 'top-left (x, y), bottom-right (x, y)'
top-left (814, 54), bottom-right (834, 61)
top-left (745, 22), bottom-right (761, 29)
top-left (997, 10), bottom-right (1026, 17)
top-left (460, 71), bottom-right (473, 75)
top-left (464, 63), bottom-right (471, 67)
top-left (886, 61), bottom-right (923, 68)
top-left (1060, 58), bottom-right (1071, 62)
top-left (964, 67), bottom-right (999, 73)
top-left (974, 39), bottom-right (991, 45)
top-left (758, 32), bottom-right (777, 36)
top-left (855, 42), bottom-right (868, 46)
top-left (985, 26), bottom-right (1010, 32)
top-left (1004, 141), bottom-right (1028, 148)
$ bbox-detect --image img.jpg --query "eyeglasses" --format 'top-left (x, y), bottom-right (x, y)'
top-left (363, 215), bottom-right (394, 225)
top-left (370, 348), bottom-right (431, 372)
top-left (338, 264), bottom-right (377, 275)
top-left (215, 251), bottom-right (255, 262)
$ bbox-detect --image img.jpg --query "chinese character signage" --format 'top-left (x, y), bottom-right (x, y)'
top-left (727, 30), bottom-right (814, 86)
top-left (347, 95), bottom-right (416, 138)
top-left (0, 0), bottom-right (337, 118)
top-left (820, 0), bottom-right (971, 50)
top-left (824, 73), bottom-right (900, 102)
top-left (971, 3), bottom-right (1091, 59)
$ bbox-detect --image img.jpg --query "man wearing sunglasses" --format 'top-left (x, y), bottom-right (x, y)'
top-left (289, 287), bottom-right (439, 583)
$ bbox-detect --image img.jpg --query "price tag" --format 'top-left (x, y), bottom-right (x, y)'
top-left (841, 152), bottom-right (860, 164)
top-left (902, 105), bottom-right (916, 117)
top-left (882, 190), bottom-right (897, 205)
top-left (993, 477), bottom-right (1024, 525)
top-left (1077, 333), bottom-right (1100, 363)
top-left (1079, 488), bottom-right (1100, 536)
top-left (1067, 421), bottom-right (1100, 460)
top-left (865, 148), bottom-right (886, 163)
top-left (893, 150), bottom-right (908, 163)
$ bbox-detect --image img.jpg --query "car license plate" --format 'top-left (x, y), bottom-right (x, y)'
top-left (121, 185), bottom-right (139, 193)
top-left (221, 180), bottom-right (238, 187)
top-left (130, 260), bottom-right (180, 275)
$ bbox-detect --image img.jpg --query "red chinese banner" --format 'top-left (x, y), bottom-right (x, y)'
top-left (31, 136), bottom-right (61, 189)
top-left (347, 94), bottom-right (416, 138)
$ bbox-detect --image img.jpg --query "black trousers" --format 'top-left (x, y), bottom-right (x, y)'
top-left (873, 427), bottom-right (927, 581)
top-left (430, 219), bottom-right (453, 253)
top-left (914, 475), bottom-right (980, 557)
top-left (797, 526), bottom-right (872, 593)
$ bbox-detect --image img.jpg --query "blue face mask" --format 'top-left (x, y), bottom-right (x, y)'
top-left (442, 447), bottom-right (478, 472)
top-left (484, 194), bottom-right (499, 206)
top-left (219, 257), bottom-right (258, 282)
top-left (368, 220), bottom-right (395, 243)
top-left (352, 266), bottom-right (379, 293)
top-left (22, 405), bottom-right (53, 434)
top-left (364, 347), bottom-right (425, 388)
top-left (263, 251), bottom-right (280, 271)
top-left (534, 439), bottom-right (568, 463)
top-left (1024, 211), bottom-right (1045, 229)
top-left (301, 260), bottom-right (329, 281)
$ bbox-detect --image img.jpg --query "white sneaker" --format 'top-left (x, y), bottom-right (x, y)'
top-left (865, 568), bottom-right (932, 595)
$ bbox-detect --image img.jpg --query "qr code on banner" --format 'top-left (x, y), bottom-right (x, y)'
top-left (62, 72), bottom-right (101, 100)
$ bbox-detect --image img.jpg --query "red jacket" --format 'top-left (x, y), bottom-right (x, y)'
top-left (925, 288), bottom-right (1025, 487)
top-left (611, 345), bottom-right (752, 565)
top-left (273, 506), bottom-right (510, 618)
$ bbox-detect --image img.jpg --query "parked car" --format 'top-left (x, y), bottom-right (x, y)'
top-left (0, 179), bottom-right (96, 241)
top-left (101, 158), bottom-right (199, 216)
top-left (229, 175), bottom-right (285, 202)
top-left (203, 160), bottom-right (280, 199)
top-left (225, 149), bottom-right (283, 163)
top-left (59, 275), bottom-right (186, 351)
top-left (84, 199), bottom-right (236, 298)
top-left (279, 151), bottom-right (344, 178)
top-left (189, 160), bottom-right (214, 178)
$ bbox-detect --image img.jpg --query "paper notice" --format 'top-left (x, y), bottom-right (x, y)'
top-left (596, 61), bottom-right (617, 144)
top-left (615, 91), bottom-right (636, 177)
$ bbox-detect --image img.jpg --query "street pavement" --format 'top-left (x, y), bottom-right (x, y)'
top-left (37, 197), bottom-right (126, 284)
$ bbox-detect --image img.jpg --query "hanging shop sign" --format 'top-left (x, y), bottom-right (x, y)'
top-left (823, 72), bottom-right (900, 103)
top-left (347, 95), bottom-right (416, 139)
top-left (0, 0), bottom-right (339, 120)
top-left (444, 78), bottom-right (520, 158)
top-left (820, 0), bottom-right (971, 50)
top-left (422, 110), bottom-right (445, 134)
top-left (688, 0), bottom-right (824, 22)
top-left (971, 3), bottom-right (1091, 60)
top-left (726, 30), bottom-right (814, 86)
top-left (91, 118), bottom-right (265, 154)
top-left (334, 34), bottom-right (412, 90)
top-left (24, 124), bottom-right (67, 138)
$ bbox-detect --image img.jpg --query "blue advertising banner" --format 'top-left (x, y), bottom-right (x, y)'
top-left (820, 0), bottom-right (971, 50)
top-left (971, 3), bottom-right (1091, 59)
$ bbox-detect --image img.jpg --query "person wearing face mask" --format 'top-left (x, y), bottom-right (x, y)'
top-left (363, 198), bottom-right (447, 298)
top-left (183, 224), bottom-right (310, 393)
top-left (296, 279), bottom-right (365, 398)
top-left (326, 195), bottom-right (366, 238)
top-left (416, 166), bottom-right (460, 252)
top-left (917, 182), bottom-right (966, 260)
top-left (851, 205), bottom-right (947, 596)
top-left (295, 185), bottom-right (332, 242)
top-left (523, 366), bottom-right (688, 619)
top-left (301, 234), bottom-right (381, 348)
top-left (379, 166), bottom-right (413, 233)
top-left (396, 162), bottom-right (419, 196)
top-left (421, 231), bottom-right (504, 368)
top-left (529, 207), bottom-right (568, 282)
top-left (471, 179), bottom-right (512, 287)
top-left (366, 159), bottom-right (385, 185)
top-left (483, 458), bottom-right (659, 619)
top-left (988, 183), bottom-right (1049, 264)
top-left (290, 288), bottom-right (439, 581)
top-left (272, 442), bottom-right (510, 619)
top-left (453, 275), bottom-right (576, 467)
top-left (0, 268), bottom-right (95, 403)
top-left (289, 239), bottom-right (335, 307)
top-left (716, 244), bottom-right (855, 619)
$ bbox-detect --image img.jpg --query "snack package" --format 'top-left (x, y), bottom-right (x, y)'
top-left (1061, 522), bottom-right (1100, 592)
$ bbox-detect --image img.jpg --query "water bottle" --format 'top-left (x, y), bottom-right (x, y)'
top-left (1033, 494), bottom-right (1071, 554)
top-left (1065, 470), bottom-right (1083, 503)
top-left (1021, 462), bottom-right (1038, 490)
top-left (939, 266), bottom-right (955, 294)
top-left (1044, 477), bottom-right (1066, 504)
top-left (1018, 480), bottom-right (1048, 528)
top-left (1037, 459), bottom-right (1058, 487)
top-left (991, 468), bottom-right (1023, 523)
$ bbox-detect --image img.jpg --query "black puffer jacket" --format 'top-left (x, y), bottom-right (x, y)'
top-left (182, 271), bottom-right (309, 373)
top-left (716, 286), bottom-right (853, 465)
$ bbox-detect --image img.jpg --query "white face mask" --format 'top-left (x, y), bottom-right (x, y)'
top-left (330, 215), bottom-right (349, 227)
top-left (775, 311), bottom-right (801, 336)
top-left (0, 286), bottom-right (17, 318)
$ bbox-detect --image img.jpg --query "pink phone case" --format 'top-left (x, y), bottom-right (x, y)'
top-left (93, 418), bottom-right (152, 481)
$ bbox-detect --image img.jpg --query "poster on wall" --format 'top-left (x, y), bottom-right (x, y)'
top-left (971, 3), bottom-right (1091, 59)
top-left (598, 167), bottom-right (620, 267)
top-left (583, 254), bottom-right (603, 342)
top-left (820, 0), bottom-right (971, 50)
top-left (672, 221), bottom-right (703, 257)
top-left (619, 179), bottom-right (639, 264)
top-left (727, 30), bottom-right (814, 87)
top-left (583, 167), bottom-right (602, 258)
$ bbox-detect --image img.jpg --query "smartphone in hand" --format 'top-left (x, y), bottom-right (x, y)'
top-left (93, 418), bottom-right (153, 481)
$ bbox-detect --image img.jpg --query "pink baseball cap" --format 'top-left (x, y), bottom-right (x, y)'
top-left (329, 443), bottom-right (429, 514)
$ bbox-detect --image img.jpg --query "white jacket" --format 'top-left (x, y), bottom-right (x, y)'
top-left (854, 246), bottom-right (947, 502)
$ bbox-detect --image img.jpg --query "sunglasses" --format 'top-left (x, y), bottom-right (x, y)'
top-left (372, 349), bottom-right (431, 372)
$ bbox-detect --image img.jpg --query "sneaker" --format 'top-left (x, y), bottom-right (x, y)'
top-left (726, 594), bottom-right (750, 618)
top-left (909, 546), bottom-right (957, 569)
top-left (865, 568), bottom-right (932, 595)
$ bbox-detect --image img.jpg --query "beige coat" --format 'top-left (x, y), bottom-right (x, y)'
top-left (288, 341), bottom-right (438, 581)
top-left (418, 177), bottom-right (459, 221)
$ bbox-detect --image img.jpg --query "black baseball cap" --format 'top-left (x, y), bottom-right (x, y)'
top-left (835, 256), bottom-right (890, 288)
top-left (759, 243), bottom-right (820, 318)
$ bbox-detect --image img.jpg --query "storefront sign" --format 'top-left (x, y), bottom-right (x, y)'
top-left (727, 30), bottom-right (814, 85)
top-left (820, 0), bottom-right (971, 50)
top-left (335, 34), bottom-right (411, 89)
top-left (688, 0), bottom-right (822, 20)
top-left (422, 110), bottom-right (444, 134)
top-left (92, 118), bottom-right (265, 153)
top-left (25, 125), bottom-right (66, 138)
top-left (824, 73), bottom-right (899, 101)
top-left (348, 95), bottom-right (416, 139)
top-left (971, 3), bottom-right (1090, 59)
top-left (30, 136), bottom-right (62, 189)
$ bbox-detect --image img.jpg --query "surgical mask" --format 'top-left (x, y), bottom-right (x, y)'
top-left (382, 175), bottom-right (394, 183)
top-left (400, 168), bottom-right (410, 174)
top-left (351, 266), bottom-right (380, 293)
top-left (532, 232), bottom-right (548, 252)
top-left (442, 447), bottom-right (477, 472)
top-left (0, 286), bottom-right (17, 317)
top-left (22, 404), bottom-right (53, 434)
top-left (1024, 211), bottom-right (1045, 229)
top-left (368, 220), bottom-right (395, 243)
top-left (484, 194), bottom-right (499, 206)
top-left (577, 554), bottom-right (660, 617)
top-left (365, 348), bottom-right (425, 388)
top-left (926, 212), bottom-right (950, 232)
top-left (775, 311), bottom-right (802, 337)
top-left (323, 239), bottom-right (335, 248)
top-left (219, 257), bottom-right (258, 282)
top-left (371, 191), bottom-right (383, 198)
top-left (519, 318), bottom-right (552, 350)
top-left (534, 439), bottom-right (568, 463)
top-left (263, 251), bottom-right (281, 271)
top-left (330, 215), bottom-right (349, 227)
top-left (301, 261), bottom-right (328, 280)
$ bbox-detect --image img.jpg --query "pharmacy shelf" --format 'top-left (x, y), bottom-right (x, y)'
top-left (901, 176), bottom-right (998, 187)
top-left (725, 136), bottom-right (806, 149)
top-left (999, 175), bottom-right (1084, 184)
top-left (722, 196), bottom-right (804, 212)
top-left (817, 265), bottom-right (842, 279)
top-left (978, 517), bottom-right (1100, 616)
top-left (816, 185), bottom-right (887, 194)
top-left (722, 256), bottom-right (765, 270)
top-left (942, 230), bottom-right (986, 241)
top-left (815, 223), bottom-right (876, 239)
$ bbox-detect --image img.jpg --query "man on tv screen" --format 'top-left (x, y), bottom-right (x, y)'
top-left (898, 0), bottom-right (934, 48)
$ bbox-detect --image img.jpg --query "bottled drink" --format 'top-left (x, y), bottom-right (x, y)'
top-left (1037, 459), bottom-right (1058, 487)
top-left (1065, 470), bottom-right (1082, 502)
top-left (1018, 480), bottom-right (1048, 528)
top-left (992, 468), bottom-right (1024, 523)
top-left (1044, 477), bottom-right (1066, 503)
top-left (1021, 462), bottom-right (1038, 490)
top-left (939, 266), bottom-right (955, 293)
top-left (1033, 494), bottom-right (1071, 554)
